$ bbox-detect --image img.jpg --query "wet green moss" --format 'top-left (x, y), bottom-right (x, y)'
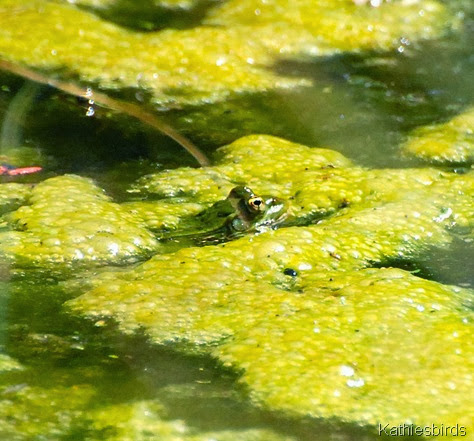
top-left (403, 107), bottom-right (474, 164)
top-left (0, 175), bottom-right (159, 268)
top-left (0, 0), bottom-right (456, 106)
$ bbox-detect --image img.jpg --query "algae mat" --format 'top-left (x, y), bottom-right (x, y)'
top-left (2, 135), bottom-right (472, 269)
top-left (0, 0), bottom-right (457, 106)
top-left (66, 135), bottom-right (474, 434)
top-left (403, 106), bottom-right (474, 165)
top-left (0, 353), bottom-right (297, 441)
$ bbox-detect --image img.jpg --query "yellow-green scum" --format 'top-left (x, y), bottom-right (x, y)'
top-left (0, 362), bottom-right (297, 441)
top-left (403, 106), bottom-right (474, 165)
top-left (132, 135), bottom-right (473, 231)
top-left (0, 175), bottom-right (159, 268)
top-left (0, 183), bottom-right (31, 215)
top-left (68, 228), bottom-right (473, 430)
top-left (0, 133), bottom-right (471, 432)
top-left (0, 0), bottom-right (456, 106)
top-left (68, 135), bottom-right (474, 429)
top-left (206, 0), bottom-right (455, 55)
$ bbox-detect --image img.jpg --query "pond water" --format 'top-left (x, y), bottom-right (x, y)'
top-left (0, 1), bottom-right (473, 440)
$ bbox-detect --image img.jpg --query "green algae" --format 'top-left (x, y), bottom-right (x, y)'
top-left (206, 0), bottom-right (455, 55)
top-left (0, 0), bottom-right (303, 106)
top-left (0, 0), bottom-right (471, 437)
top-left (216, 268), bottom-right (473, 427)
top-left (0, 0), bottom-right (456, 106)
top-left (67, 134), bottom-right (474, 432)
top-left (0, 353), bottom-right (23, 372)
top-left (122, 200), bottom-right (204, 232)
top-left (0, 175), bottom-right (159, 268)
top-left (0, 362), bottom-right (296, 441)
top-left (403, 106), bottom-right (474, 165)
top-left (69, 192), bottom-right (472, 345)
top-left (0, 183), bottom-right (31, 215)
top-left (131, 135), bottom-right (356, 225)
top-left (87, 401), bottom-right (296, 441)
top-left (68, 236), bottom-right (474, 430)
top-left (131, 135), bottom-right (473, 232)
top-left (0, 133), bottom-right (470, 434)
top-left (0, 375), bottom-right (95, 440)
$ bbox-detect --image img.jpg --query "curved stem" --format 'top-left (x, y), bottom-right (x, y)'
top-left (0, 58), bottom-right (210, 167)
top-left (1, 81), bottom-right (40, 151)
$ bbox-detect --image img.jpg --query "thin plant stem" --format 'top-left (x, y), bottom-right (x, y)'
top-left (0, 58), bottom-right (210, 167)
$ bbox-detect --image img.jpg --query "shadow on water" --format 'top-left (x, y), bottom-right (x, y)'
top-left (270, 32), bottom-right (473, 167)
top-left (371, 237), bottom-right (474, 291)
top-left (76, 0), bottom-right (223, 32)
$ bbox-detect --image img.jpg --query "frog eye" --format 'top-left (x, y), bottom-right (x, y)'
top-left (248, 196), bottom-right (265, 211)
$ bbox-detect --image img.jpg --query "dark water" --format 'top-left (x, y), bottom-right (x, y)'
top-left (0, 1), bottom-right (473, 439)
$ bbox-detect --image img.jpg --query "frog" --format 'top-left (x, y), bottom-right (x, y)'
top-left (161, 186), bottom-right (288, 244)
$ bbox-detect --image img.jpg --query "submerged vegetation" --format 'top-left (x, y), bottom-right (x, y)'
top-left (0, 0), bottom-right (473, 440)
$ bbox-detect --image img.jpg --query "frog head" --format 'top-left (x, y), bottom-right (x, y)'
top-left (225, 186), bottom-right (288, 233)
top-left (168, 186), bottom-right (288, 242)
